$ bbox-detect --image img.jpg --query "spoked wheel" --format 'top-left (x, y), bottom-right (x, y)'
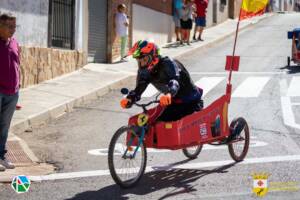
top-left (108, 126), bottom-right (147, 188)
top-left (182, 145), bottom-right (203, 159)
top-left (228, 118), bottom-right (250, 162)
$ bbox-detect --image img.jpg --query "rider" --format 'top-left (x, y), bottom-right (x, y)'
top-left (120, 40), bottom-right (203, 121)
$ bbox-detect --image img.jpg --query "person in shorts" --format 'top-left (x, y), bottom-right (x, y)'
top-left (193, 0), bottom-right (208, 41)
top-left (180, 0), bottom-right (195, 45)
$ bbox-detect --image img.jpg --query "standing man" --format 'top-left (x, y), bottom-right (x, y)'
top-left (0, 13), bottom-right (20, 170)
top-left (173, 0), bottom-right (183, 42)
top-left (193, 0), bottom-right (208, 41)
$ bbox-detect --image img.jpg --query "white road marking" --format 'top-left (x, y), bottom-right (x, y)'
top-left (29, 154), bottom-right (300, 181)
top-left (281, 97), bottom-right (300, 130)
top-left (287, 77), bottom-right (300, 97)
top-left (280, 79), bottom-right (288, 96)
top-left (141, 84), bottom-right (158, 98)
top-left (88, 140), bottom-right (267, 156)
top-left (232, 77), bottom-right (270, 97)
top-left (194, 77), bottom-right (225, 97)
top-left (280, 79), bottom-right (300, 131)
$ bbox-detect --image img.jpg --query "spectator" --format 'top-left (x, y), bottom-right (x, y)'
top-left (115, 4), bottom-right (129, 62)
top-left (193, 0), bottom-right (208, 41)
top-left (173, 0), bottom-right (183, 42)
top-left (0, 13), bottom-right (20, 170)
top-left (180, 0), bottom-right (194, 45)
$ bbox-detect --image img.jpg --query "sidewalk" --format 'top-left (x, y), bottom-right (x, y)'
top-left (1, 14), bottom-right (273, 182)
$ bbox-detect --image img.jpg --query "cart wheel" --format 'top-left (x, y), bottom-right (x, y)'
top-left (287, 56), bottom-right (291, 67)
top-left (228, 118), bottom-right (250, 162)
top-left (108, 126), bottom-right (147, 188)
top-left (182, 145), bottom-right (203, 159)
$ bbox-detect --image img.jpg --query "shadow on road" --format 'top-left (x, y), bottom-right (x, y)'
top-left (280, 65), bottom-right (300, 74)
top-left (66, 161), bottom-right (237, 200)
top-left (162, 40), bottom-right (201, 49)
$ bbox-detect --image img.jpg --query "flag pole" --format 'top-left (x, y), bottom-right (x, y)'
top-left (228, 8), bottom-right (242, 85)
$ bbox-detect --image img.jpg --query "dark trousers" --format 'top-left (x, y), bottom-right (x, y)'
top-left (0, 92), bottom-right (18, 159)
top-left (157, 100), bottom-right (202, 122)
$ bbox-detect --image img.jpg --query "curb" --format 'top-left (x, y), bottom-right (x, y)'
top-left (11, 75), bottom-right (134, 134)
top-left (0, 163), bottom-right (55, 183)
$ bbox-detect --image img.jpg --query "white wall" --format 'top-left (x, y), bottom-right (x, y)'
top-left (206, 0), bottom-right (214, 27)
top-left (0, 0), bottom-right (49, 47)
top-left (1, 0), bottom-right (85, 50)
top-left (75, 0), bottom-right (83, 50)
top-left (132, 4), bottom-right (174, 46)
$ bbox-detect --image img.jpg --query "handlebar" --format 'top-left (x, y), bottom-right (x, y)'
top-left (132, 93), bottom-right (161, 113)
top-left (121, 88), bottom-right (161, 112)
top-left (134, 100), bottom-right (160, 108)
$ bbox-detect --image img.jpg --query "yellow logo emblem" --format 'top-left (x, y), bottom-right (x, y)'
top-left (137, 114), bottom-right (148, 126)
top-left (252, 173), bottom-right (269, 197)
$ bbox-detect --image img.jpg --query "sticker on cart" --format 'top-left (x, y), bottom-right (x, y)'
top-left (137, 114), bottom-right (149, 126)
top-left (199, 123), bottom-right (208, 139)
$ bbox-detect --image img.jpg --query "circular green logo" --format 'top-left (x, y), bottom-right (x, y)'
top-left (11, 175), bottom-right (31, 193)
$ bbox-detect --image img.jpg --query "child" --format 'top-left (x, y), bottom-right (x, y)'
top-left (115, 4), bottom-right (129, 61)
top-left (180, 0), bottom-right (195, 45)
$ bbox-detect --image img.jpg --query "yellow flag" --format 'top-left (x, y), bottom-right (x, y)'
top-left (240, 0), bottom-right (269, 20)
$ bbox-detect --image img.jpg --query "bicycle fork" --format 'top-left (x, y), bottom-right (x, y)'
top-left (122, 127), bottom-right (146, 159)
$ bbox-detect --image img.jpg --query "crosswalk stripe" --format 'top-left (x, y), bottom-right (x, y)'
top-left (140, 76), bottom-right (276, 98)
top-left (194, 77), bottom-right (225, 97)
top-left (141, 84), bottom-right (158, 98)
top-left (287, 77), bottom-right (300, 97)
top-left (232, 76), bottom-right (270, 97)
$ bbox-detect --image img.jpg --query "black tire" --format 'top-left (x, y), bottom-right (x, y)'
top-left (108, 126), bottom-right (147, 188)
top-left (228, 118), bottom-right (250, 162)
top-left (182, 145), bottom-right (203, 159)
top-left (287, 56), bottom-right (291, 67)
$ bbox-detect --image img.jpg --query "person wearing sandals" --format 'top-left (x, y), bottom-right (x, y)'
top-left (180, 0), bottom-right (195, 45)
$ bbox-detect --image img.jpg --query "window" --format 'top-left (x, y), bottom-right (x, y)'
top-left (48, 0), bottom-right (75, 49)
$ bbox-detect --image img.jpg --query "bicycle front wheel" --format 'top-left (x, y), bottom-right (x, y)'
top-left (108, 126), bottom-right (147, 188)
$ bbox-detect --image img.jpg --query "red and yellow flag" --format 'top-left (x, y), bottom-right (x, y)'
top-left (240, 0), bottom-right (269, 20)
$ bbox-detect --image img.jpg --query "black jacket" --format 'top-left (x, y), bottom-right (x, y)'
top-left (128, 56), bottom-right (202, 103)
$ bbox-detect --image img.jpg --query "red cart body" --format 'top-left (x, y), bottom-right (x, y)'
top-left (128, 94), bottom-right (230, 150)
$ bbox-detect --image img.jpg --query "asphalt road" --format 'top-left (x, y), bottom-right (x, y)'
top-left (1, 13), bottom-right (300, 200)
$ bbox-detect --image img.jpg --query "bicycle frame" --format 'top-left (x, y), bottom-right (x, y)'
top-left (124, 126), bottom-right (147, 159)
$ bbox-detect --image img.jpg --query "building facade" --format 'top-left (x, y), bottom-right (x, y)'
top-left (0, 0), bottom-right (88, 88)
top-left (1, 0), bottom-right (297, 88)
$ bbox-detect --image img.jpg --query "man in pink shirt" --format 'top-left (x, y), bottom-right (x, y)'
top-left (193, 0), bottom-right (208, 41)
top-left (0, 13), bottom-right (20, 170)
